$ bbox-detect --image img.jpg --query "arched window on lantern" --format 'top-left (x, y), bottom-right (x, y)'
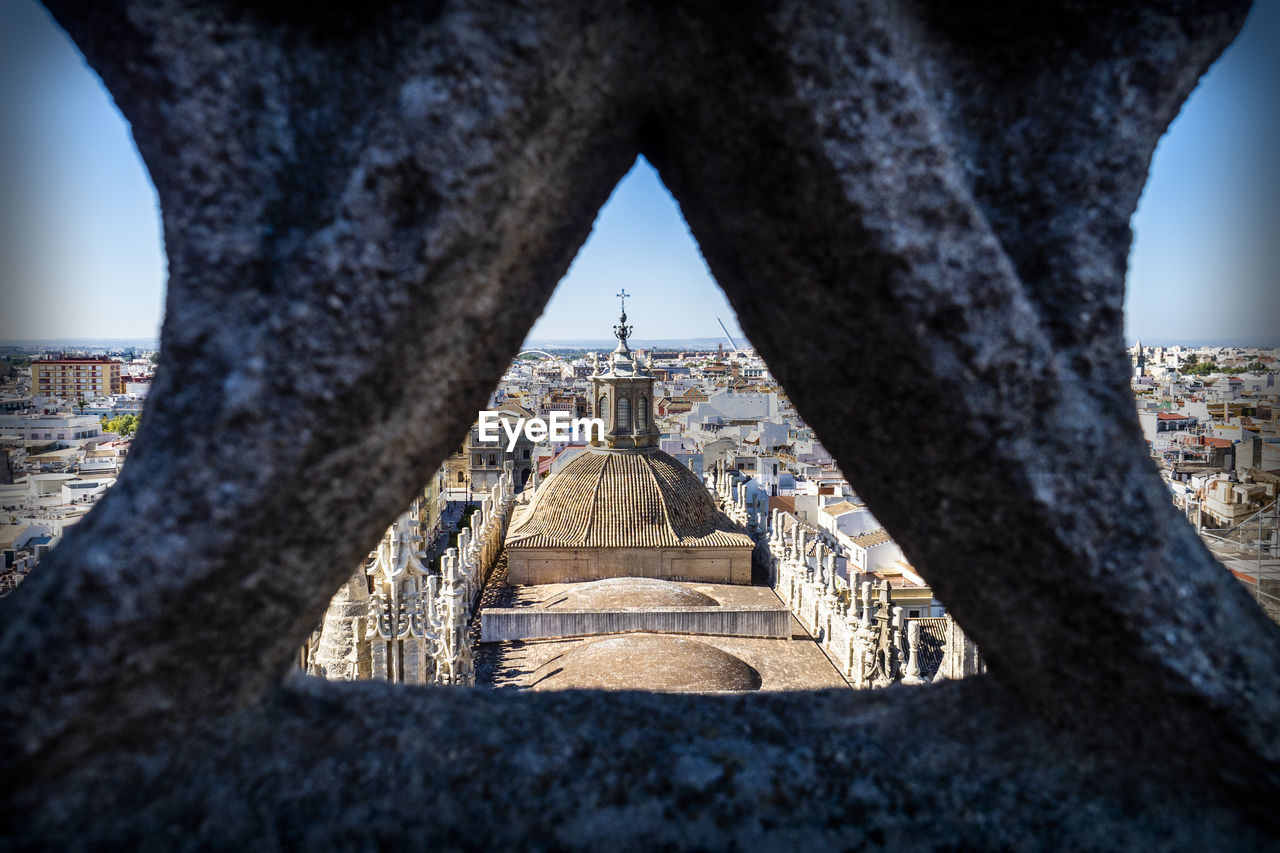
top-left (638, 396), bottom-right (648, 430)
top-left (617, 396), bottom-right (631, 432)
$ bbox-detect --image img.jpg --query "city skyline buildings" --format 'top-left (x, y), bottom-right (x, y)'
top-left (1, 0), bottom-right (1277, 345)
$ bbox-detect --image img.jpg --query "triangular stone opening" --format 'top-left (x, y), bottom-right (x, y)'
top-left (309, 157), bottom-right (943, 690)
top-left (525, 157), bottom-right (748, 351)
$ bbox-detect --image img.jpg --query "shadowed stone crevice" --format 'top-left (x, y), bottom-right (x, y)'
top-left (1, 0), bottom-right (1277, 846)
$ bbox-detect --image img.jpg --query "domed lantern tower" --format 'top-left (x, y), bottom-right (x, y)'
top-left (591, 289), bottom-right (659, 450)
top-left (504, 290), bottom-right (754, 585)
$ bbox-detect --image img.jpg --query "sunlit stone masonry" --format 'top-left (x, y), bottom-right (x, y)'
top-left (711, 462), bottom-right (983, 687)
top-left (302, 467), bottom-right (516, 685)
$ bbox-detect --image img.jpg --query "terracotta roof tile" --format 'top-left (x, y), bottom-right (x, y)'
top-left (506, 447), bottom-right (753, 549)
top-left (851, 529), bottom-right (893, 547)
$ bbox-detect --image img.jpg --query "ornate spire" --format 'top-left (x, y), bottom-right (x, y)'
top-left (592, 291), bottom-right (657, 448)
top-left (612, 289), bottom-right (632, 347)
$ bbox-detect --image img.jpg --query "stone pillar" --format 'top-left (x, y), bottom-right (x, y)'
top-left (902, 620), bottom-right (926, 686)
top-left (889, 605), bottom-right (905, 684)
top-left (434, 550), bottom-right (475, 687)
top-left (822, 550), bottom-right (839, 647)
top-left (456, 531), bottom-right (472, 604)
top-left (852, 581), bottom-right (875, 688)
top-left (844, 586), bottom-right (860, 677)
top-left (823, 552), bottom-right (838, 603)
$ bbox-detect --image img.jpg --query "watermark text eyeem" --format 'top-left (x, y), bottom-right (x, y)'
top-left (477, 411), bottom-right (604, 451)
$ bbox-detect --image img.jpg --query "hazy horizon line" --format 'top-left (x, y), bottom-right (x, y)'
top-left (3, 335), bottom-right (1277, 349)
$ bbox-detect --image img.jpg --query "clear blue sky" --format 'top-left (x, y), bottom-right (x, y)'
top-left (1, 0), bottom-right (1276, 345)
top-left (1124, 1), bottom-right (1280, 345)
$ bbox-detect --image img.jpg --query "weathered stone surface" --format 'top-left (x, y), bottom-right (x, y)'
top-left (2, 0), bottom-right (1276, 847)
top-left (530, 634), bottom-right (765, 692)
top-left (649, 0), bottom-right (1280, 795)
top-left (8, 677), bottom-right (1275, 849)
top-left (550, 578), bottom-right (722, 609)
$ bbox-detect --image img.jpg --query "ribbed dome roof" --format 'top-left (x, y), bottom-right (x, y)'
top-left (531, 634), bottom-right (762, 692)
top-left (506, 447), bottom-right (754, 550)
top-left (544, 578), bottom-right (720, 609)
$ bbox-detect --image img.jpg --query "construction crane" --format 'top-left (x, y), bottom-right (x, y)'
top-left (716, 316), bottom-right (740, 352)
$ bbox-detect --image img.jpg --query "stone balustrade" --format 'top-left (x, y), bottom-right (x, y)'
top-left (480, 605), bottom-right (791, 642)
top-left (707, 466), bottom-right (980, 689)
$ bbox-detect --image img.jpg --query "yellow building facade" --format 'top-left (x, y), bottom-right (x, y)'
top-left (31, 357), bottom-right (124, 399)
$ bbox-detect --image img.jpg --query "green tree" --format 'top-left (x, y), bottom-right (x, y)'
top-left (1, 355), bottom-right (32, 377)
top-left (102, 414), bottom-right (139, 439)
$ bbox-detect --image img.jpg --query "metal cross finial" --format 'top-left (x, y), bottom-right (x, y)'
top-left (613, 288), bottom-right (633, 343)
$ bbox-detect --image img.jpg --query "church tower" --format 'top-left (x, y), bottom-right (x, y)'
top-left (505, 290), bottom-right (754, 584)
top-left (590, 290), bottom-right (659, 450)
top-left (1134, 337), bottom-right (1146, 379)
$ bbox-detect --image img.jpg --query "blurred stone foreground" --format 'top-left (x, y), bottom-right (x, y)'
top-left (2, 1), bottom-right (1278, 848)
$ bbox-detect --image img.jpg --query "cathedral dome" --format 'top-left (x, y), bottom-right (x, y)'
top-left (531, 634), bottom-right (762, 692)
top-left (506, 447), bottom-right (754, 550)
top-left (546, 578), bottom-right (719, 609)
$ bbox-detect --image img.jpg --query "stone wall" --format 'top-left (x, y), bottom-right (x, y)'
top-left (2, 2), bottom-right (1277, 847)
top-left (305, 574), bottom-right (373, 681)
top-left (469, 471), bottom-right (515, 593)
top-left (929, 616), bottom-right (985, 681)
top-left (480, 605), bottom-right (791, 642)
top-left (507, 546), bottom-right (752, 585)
